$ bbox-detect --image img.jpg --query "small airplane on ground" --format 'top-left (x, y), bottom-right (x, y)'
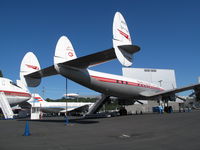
top-left (26, 93), bottom-right (93, 113)
top-left (64, 93), bottom-right (79, 99)
top-left (19, 12), bottom-right (200, 113)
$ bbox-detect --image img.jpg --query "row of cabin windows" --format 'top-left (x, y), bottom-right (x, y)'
top-left (116, 80), bottom-right (128, 84)
top-left (116, 80), bottom-right (152, 89)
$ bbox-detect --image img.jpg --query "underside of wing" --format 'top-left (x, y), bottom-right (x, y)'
top-left (140, 83), bottom-right (200, 99)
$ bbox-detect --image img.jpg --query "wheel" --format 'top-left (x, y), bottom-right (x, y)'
top-left (119, 107), bottom-right (127, 116)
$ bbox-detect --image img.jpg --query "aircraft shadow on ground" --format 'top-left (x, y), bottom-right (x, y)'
top-left (18, 117), bottom-right (99, 124)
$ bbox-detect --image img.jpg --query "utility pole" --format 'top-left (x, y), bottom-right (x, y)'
top-left (65, 78), bottom-right (68, 116)
top-left (42, 86), bottom-right (45, 98)
top-left (66, 78), bottom-right (68, 98)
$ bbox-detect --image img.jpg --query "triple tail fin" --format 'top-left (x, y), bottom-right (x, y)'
top-left (113, 12), bottom-right (140, 67)
top-left (28, 93), bottom-right (47, 105)
top-left (21, 12), bottom-right (140, 87)
top-left (32, 93), bottom-right (47, 103)
top-left (54, 36), bottom-right (77, 71)
top-left (113, 12), bottom-right (132, 46)
top-left (54, 36), bottom-right (77, 63)
top-left (20, 52), bottom-right (41, 87)
top-left (20, 36), bottom-right (76, 87)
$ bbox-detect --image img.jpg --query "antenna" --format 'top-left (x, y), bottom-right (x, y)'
top-left (158, 80), bottom-right (163, 87)
top-left (66, 78), bottom-right (68, 98)
top-left (65, 78), bottom-right (68, 117)
top-left (42, 86), bottom-right (45, 98)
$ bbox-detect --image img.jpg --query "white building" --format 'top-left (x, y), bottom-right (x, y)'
top-left (122, 68), bottom-right (177, 90)
top-left (122, 68), bottom-right (181, 114)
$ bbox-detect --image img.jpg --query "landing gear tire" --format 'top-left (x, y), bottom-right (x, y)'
top-left (164, 106), bottom-right (173, 113)
top-left (119, 107), bottom-right (127, 116)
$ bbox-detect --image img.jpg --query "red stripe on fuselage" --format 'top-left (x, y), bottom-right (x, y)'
top-left (0, 90), bottom-right (31, 97)
top-left (91, 76), bottom-right (116, 83)
top-left (91, 75), bottom-right (164, 91)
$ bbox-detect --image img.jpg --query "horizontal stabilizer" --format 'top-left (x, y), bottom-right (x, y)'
top-left (26, 45), bottom-right (140, 78)
top-left (25, 65), bottom-right (58, 79)
top-left (118, 45), bottom-right (140, 54)
top-left (59, 48), bottom-right (115, 69)
top-left (59, 45), bottom-right (140, 69)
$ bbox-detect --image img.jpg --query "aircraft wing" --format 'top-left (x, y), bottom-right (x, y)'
top-left (140, 83), bottom-right (200, 99)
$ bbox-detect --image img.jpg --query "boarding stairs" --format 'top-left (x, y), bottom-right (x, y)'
top-left (0, 92), bottom-right (14, 119)
top-left (86, 94), bottom-right (110, 115)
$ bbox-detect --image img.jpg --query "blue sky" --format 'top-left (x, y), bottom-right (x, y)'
top-left (0, 0), bottom-right (200, 99)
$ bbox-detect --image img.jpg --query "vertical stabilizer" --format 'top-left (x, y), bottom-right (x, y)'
top-left (113, 12), bottom-right (132, 45)
top-left (113, 12), bottom-right (135, 67)
top-left (54, 36), bottom-right (77, 65)
top-left (20, 52), bottom-right (41, 87)
top-left (28, 93), bottom-right (47, 106)
top-left (32, 93), bottom-right (47, 103)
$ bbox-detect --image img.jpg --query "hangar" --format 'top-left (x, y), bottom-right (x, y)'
top-left (122, 68), bottom-right (177, 90)
top-left (122, 68), bottom-right (183, 114)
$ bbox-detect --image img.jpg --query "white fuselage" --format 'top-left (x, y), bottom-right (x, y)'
top-left (57, 66), bottom-right (164, 100)
top-left (28, 95), bottom-right (93, 113)
top-left (33, 102), bottom-right (93, 113)
top-left (0, 78), bottom-right (31, 107)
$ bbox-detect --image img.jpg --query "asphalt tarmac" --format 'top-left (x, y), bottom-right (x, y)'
top-left (0, 111), bottom-right (200, 150)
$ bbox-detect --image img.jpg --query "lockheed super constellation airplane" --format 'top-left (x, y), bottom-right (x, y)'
top-left (0, 77), bottom-right (31, 107)
top-left (0, 76), bottom-right (31, 119)
top-left (20, 12), bottom-right (200, 114)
